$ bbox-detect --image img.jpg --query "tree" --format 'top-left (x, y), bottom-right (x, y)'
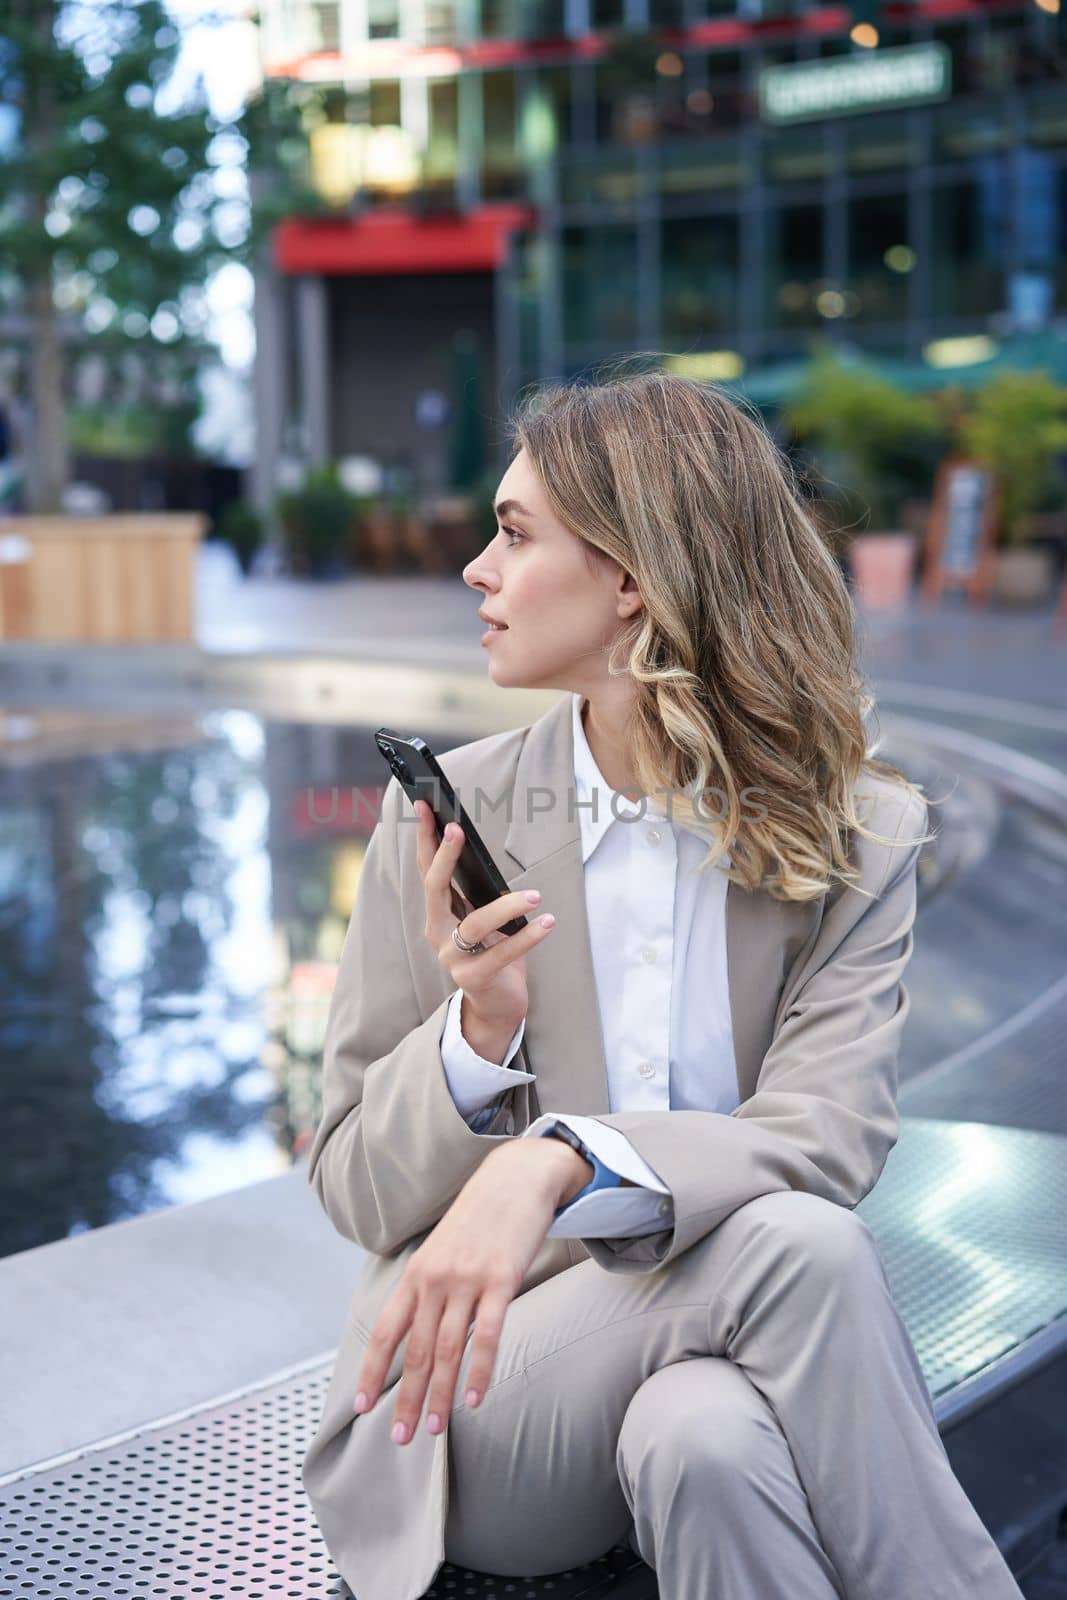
top-left (0, 0), bottom-right (235, 511)
top-left (784, 341), bottom-right (944, 534)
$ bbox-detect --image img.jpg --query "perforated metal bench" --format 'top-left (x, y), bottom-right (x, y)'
top-left (2, 1116), bottom-right (1065, 1599)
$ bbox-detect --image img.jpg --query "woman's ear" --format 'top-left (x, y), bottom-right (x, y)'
top-left (618, 572), bottom-right (644, 620)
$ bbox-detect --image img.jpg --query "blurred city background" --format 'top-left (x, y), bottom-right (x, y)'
top-left (1, 4), bottom-right (1067, 1592)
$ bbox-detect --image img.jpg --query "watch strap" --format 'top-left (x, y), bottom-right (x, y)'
top-left (545, 1124), bottom-right (625, 1216)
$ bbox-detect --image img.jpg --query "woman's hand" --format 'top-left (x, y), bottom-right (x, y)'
top-left (352, 1137), bottom-right (586, 1445)
top-left (414, 798), bottom-right (556, 1036)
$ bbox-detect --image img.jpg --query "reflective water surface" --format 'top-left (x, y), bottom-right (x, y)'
top-left (0, 707), bottom-right (408, 1259)
top-left (1, 704), bottom-right (1064, 1259)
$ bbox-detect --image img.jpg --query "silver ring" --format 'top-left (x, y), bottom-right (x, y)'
top-left (451, 923), bottom-right (486, 955)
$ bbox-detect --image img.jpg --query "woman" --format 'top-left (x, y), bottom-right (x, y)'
top-left (302, 370), bottom-right (1023, 1600)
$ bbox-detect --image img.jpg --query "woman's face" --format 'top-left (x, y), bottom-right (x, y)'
top-left (462, 448), bottom-right (641, 695)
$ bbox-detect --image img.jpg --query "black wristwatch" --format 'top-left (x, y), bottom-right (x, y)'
top-left (544, 1123), bottom-right (624, 1214)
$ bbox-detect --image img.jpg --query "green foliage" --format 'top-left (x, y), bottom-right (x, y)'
top-left (955, 371), bottom-right (1067, 547)
top-left (0, 0), bottom-right (270, 499)
top-left (215, 499), bottom-right (263, 574)
top-left (277, 463), bottom-right (359, 576)
top-left (783, 342), bottom-right (945, 535)
top-left (69, 398), bottom-right (198, 456)
top-left (0, 0), bottom-right (231, 325)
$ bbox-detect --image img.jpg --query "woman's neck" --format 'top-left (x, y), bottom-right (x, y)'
top-left (580, 695), bottom-right (644, 803)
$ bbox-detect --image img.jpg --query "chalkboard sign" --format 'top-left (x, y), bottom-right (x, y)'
top-left (921, 457), bottom-right (999, 607)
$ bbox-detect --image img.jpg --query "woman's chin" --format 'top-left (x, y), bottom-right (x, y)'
top-left (485, 651), bottom-right (532, 690)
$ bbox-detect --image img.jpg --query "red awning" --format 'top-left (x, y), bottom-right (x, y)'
top-left (274, 205), bottom-right (535, 276)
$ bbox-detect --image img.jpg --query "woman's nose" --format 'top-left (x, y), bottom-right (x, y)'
top-left (463, 560), bottom-right (493, 592)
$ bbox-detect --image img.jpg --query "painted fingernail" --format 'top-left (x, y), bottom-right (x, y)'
top-left (354, 1391), bottom-right (368, 1413)
top-left (539, 914), bottom-right (555, 928)
top-left (427, 1412), bottom-right (443, 1434)
top-left (465, 1389), bottom-right (480, 1407)
top-left (392, 1421), bottom-right (409, 1444)
top-left (524, 890), bottom-right (541, 904)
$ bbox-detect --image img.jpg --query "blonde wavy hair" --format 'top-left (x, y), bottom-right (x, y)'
top-left (507, 360), bottom-right (934, 903)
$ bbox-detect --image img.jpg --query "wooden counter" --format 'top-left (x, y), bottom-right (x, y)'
top-left (0, 513), bottom-right (206, 643)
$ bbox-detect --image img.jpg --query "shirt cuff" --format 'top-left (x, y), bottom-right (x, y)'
top-left (439, 989), bottom-right (535, 1119)
top-left (545, 1185), bottom-right (674, 1239)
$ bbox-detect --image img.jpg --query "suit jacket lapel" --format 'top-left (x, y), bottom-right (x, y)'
top-left (499, 694), bottom-right (612, 1116)
top-left (487, 690), bottom-right (817, 1117)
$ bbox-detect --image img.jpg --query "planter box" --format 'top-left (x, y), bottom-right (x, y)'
top-left (0, 514), bottom-right (206, 643)
top-left (992, 546), bottom-right (1057, 608)
top-left (848, 531), bottom-right (918, 609)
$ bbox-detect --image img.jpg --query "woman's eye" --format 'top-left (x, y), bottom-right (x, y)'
top-left (500, 526), bottom-right (524, 546)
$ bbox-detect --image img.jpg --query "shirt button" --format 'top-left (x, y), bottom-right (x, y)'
top-left (503, 1113), bottom-right (515, 1135)
top-left (657, 1199), bottom-right (672, 1217)
top-left (645, 828), bottom-right (661, 846)
top-left (638, 1062), bottom-right (656, 1079)
top-left (641, 945), bottom-right (657, 963)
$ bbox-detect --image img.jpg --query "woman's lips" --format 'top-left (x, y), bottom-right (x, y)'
top-left (481, 626), bottom-right (507, 645)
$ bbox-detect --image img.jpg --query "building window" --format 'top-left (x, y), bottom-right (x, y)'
top-left (845, 192), bottom-right (912, 326)
top-left (483, 71), bottom-right (519, 197)
top-left (660, 136), bottom-right (750, 196)
top-left (423, 2), bottom-right (457, 44)
top-left (562, 224), bottom-right (638, 346)
top-left (484, 0), bottom-right (564, 36)
top-left (369, 79), bottom-right (401, 126)
top-left (934, 100), bottom-right (1010, 162)
top-left (930, 169), bottom-right (1008, 321)
top-left (661, 215), bottom-right (740, 343)
top-left (1027, 84), bottom-right (1067, 149)
top-left (368, 0), bottom-right (400, 39)
top-left (591, 0), bottom-right (625, 28)
top-left (765, 202), bottom-right (824, 331)
top-left (764, 126), bottom-right (828, 185)
top-left (313, 1), bottom-right (340, 51)
top-left (426, 76), bottom-right (459, 190)
top-left (845, 111), bottom-right (917, 177)
top-left (928, 19), bottom-right (984, 97)
top-left (479, 0), bottom-right (517, 35)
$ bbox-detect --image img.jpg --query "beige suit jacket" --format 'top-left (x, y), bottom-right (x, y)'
top-left (302, 689), bottom-right (927, 1600)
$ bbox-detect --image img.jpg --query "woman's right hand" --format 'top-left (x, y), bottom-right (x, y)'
top-left (413, 798), bottom-right (556, 1034)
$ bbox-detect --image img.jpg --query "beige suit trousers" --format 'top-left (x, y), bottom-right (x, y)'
top-left (440, 1190), bottom-right (1024, 1600)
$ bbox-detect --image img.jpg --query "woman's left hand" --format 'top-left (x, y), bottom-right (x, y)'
top-left (352, 1138), bottom-right (580, 1445)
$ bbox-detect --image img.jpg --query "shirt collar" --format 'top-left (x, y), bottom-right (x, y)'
top-left (571, 692), bottom-right (731, 868)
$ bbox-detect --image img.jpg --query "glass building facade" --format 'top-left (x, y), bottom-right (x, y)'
top-left (251, 0), bottom-right (1067, 487)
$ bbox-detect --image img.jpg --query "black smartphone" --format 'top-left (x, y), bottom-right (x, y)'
top-left (374, 727), bottom-right (529, 937)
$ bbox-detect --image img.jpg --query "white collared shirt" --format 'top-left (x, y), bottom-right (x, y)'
top-left (439, 691), bottom-right (738, 1238)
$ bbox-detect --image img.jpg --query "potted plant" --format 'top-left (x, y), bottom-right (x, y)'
top-left (276, 463), bottom-right (359, 578)
top-left (784, 345), bottom-right (944, 608)
top-left (215, 500), bottom-right (264, 577)
top-left (955, 371), bottom-right (1067, 608)
top-left (355, 493), bottom-right (396, 572)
